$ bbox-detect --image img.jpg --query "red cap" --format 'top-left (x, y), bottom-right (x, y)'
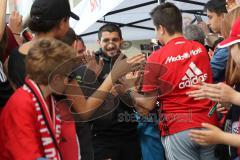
top-left (218, 17), bottom-right (240, 48)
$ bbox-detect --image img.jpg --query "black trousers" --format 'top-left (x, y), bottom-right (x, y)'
top-left (76, 122), bottom-right (94, 160)
top-left (93, 137), bottom-right (142, 160)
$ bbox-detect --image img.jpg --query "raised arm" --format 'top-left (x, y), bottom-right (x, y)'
top-left (0, 0), bottom-right (7, 40)
top-left (130, 90), bottom-right (158, 111)
top-left (65, 54), bottom-right (145, 120)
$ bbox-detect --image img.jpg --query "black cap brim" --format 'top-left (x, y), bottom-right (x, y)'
top-left (70, 12), bottom-right (79, 20)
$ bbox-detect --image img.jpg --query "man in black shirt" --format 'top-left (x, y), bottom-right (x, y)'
top-left (90, 23), bottom-right (141, 160)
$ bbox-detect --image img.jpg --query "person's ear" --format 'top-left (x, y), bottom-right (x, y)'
top-left (158, 25), bottom-right (165, 35)
top-left (59, 18), bottom-right (69, 31)
top-left (59, 19), bottom-right (65, 30)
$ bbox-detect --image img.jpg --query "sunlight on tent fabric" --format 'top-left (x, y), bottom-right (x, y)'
top-left (6, 0), bottom-right (82, 22)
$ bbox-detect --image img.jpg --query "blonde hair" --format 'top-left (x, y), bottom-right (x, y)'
top-left (26, 38), bottom-right (77, 85)
top-left (221, 6), bottom-right (240, 38)
top-left (222, 6), bottom-right (240, 86)
top-left (226, 50), bottom-right (240, 86)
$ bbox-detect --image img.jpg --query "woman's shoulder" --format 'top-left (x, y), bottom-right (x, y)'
top-left (3, 87), bottom-right (34, 113)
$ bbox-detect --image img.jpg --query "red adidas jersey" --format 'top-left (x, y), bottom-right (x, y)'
top-left (142, 37), bottom-right (218, 136)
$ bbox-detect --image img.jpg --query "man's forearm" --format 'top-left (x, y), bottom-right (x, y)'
top-left (68, 75), bottom-right (114, 113)
top-left (129, 91), bottom-right (157, 111)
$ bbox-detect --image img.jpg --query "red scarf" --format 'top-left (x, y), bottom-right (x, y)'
top-left (24, 79), bottom-right (62, 160)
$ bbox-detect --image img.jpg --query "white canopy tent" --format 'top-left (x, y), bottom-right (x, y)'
top-left (11, 0), bottom-right (209, 43)
top-left (70, 0), bottom-right (209, 42)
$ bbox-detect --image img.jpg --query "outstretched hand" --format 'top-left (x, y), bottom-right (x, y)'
top-left (8, 10), bottom-right (22, 35)
top-left (111, 54), bottom-right (145, 83)
top-left (84, 50), bottom-right (104, 77)
top-left (115, 70), bottom-right (143, 94)
top-left (186, 82), bottom-right (238, 103)
top-left (189, 123), bottom-right (225, 146)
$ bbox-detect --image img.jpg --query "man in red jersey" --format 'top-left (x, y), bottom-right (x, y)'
top-left (128, 2), bottom-right (218, 160)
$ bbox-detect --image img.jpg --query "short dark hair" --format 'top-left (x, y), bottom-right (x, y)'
top-left (150, 2), bottom-right (182, 35)
top-left (98, 23), bottom-right (122, 40)
top-left (204, 0), bottom-right (227, 15)
top-left (28, 16), bottom-right (69, 33)
top-left (60, 28), bottom-right (77, 46)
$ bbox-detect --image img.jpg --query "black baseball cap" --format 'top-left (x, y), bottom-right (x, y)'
top-left (30, 0), bottom-right (79, 21)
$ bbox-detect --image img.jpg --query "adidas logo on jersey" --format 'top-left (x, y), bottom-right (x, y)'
top-left (179, 62), bottom-right (207, 89)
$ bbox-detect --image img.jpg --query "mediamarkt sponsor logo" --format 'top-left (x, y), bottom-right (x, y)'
top-left (179, 74), bottom-right (208, 89)
top-left (165, 48), bottom-right (202, 64)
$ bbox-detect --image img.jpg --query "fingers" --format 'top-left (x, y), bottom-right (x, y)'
top-left (10, 10), bottom-right (22, 21)
top-left (202, 82), bottom-right (221, 90)
top-left (186, 89), bottom-right (202, 96)
top-left (217, 107), bottom-right (228, 114)
top-left (84, 51), bottom-right (92, 63)
top-left (9, 10), bottom-right (23, 34)
top-left (128, 56), bottom-right (145, 72)
top-left (216, 103), bottom-right (228, 114)
top-left (111, 54), bottom-right (144, 82)
top-left (76, 55), bottom-right (87, 65)
top-left (189, 84), bottom-right (202, 89)
top-left (190, 129), bottom-right (208, 138)
top-left (125, 71), bottom-right (139, 80)
top-left (186, 90), bottom-right (208, 100)
top-left (189, 129), bottom-right (210, 146)
top-left (187, 83), bottom-right (222, 101)
top-left (99, 58), bottom-right (104, 67)
top-left (81, 50), bottom-right (95, 64)
top-left (201, 123), bottom-right (217, 130)
top-left (189, 91), bottom-right (220, 100)
top-left (190, 137), bottom-right (209, 146)
top-left (193, 97), bottom-right (207, 100)
top-left (127, 54), bottom-right (145, 64)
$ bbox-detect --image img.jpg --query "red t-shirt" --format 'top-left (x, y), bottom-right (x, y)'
top-left (142, 37), bottom-right (218, 136)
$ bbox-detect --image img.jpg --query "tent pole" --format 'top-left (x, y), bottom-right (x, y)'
top-left (159, 0), bottom-right (166, 4)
